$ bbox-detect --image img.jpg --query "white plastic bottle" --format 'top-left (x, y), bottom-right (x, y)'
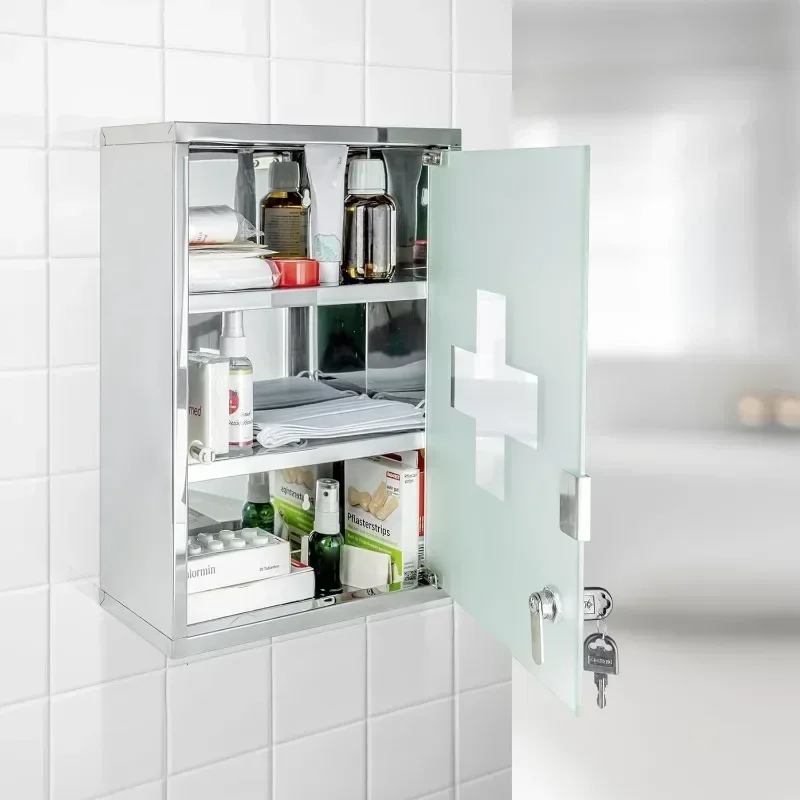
top-left (220, 311), bottom-right (254, 453)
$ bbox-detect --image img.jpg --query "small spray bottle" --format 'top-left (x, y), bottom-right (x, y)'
top-left (308, 478), bottom-right (343, 597)
top-left (220, 311), bottom-right (253, 454)
top-left (242, 472), bottom-right (274, 533)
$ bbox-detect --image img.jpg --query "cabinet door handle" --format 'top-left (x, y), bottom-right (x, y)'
top-left (529, 586), bottom-right (561, 665)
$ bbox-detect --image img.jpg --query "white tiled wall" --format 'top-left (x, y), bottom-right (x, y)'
top-left (0, 1), bottom-right (511, 797)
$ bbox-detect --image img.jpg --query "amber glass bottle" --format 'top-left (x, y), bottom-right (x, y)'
top-left (260, 160), bottom-right (308, 257)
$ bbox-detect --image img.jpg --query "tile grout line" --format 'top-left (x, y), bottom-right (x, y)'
top-left (49, 665), bottom-right (167, 702)
top-left (362, 0), bottom-right (369, 125)
top-left (167, 741), bottom-right (271, 782)
top-left (42, 0), bottom-right (53, 793)
top-left (450, 0), bottom-right (456, 130)
top-left (266, 0), bottom-right (272, 125)
top-left (268, 0), bottom-right (275, 125)
top-left (458, 766), bottom-right (513, 793)
top-left (458, 678), bottom-right (512, 699)
top-left (162, 664), bottom-right (169, 800)
top-left (159, 0), bottom-right (167, 126)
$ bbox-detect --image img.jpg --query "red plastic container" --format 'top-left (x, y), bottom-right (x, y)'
top-left (268, 258), bottom-right (320, 288)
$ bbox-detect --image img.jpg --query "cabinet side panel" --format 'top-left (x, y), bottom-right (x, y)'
top-left (100, 142), bottom-right (178, 637)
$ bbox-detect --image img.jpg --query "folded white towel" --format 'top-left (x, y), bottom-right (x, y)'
top-left (254, 395), bottom-right (425, 450)
top-left (189, 254), bottom-right (280, 293)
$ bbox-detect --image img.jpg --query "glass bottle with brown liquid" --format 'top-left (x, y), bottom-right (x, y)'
top-left (260, 160), bottom-right (308, 257)
top-left (343, 158), bottom-right (397, 282)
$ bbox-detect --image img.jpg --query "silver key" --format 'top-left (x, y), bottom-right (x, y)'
top-left (594, 674), bottom-right (608, 709)
top-left (583, 632), bottom-right (619, 709)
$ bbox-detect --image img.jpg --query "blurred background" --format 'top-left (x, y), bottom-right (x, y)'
top-left (512, 1), bottom-right (800, 797)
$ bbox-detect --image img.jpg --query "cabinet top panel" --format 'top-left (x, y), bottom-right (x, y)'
top-left (100, 121), bottom-right (461, 149)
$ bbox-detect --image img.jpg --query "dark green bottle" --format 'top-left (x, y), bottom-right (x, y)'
top-left (242, 473), bottom-right (274, 533)
top-left (308, 478), bottom-right (343, 597)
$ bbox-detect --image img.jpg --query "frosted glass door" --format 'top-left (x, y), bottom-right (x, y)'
top-left (426, 147), bottom-right (590, 712)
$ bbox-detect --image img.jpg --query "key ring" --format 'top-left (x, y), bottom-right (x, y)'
top-left (595, 619), bottom-right (608, 643)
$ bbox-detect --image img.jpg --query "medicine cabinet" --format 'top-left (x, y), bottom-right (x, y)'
top-left (99, 123), bottom-right (590, 712)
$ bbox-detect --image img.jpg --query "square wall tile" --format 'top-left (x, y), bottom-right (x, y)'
top-left (168, 645), bottom-right (270, 774)
top-left (50, 366), bottom-right (99, 474)
top-left (51, 671), bottom-right (166, 800)
top-left (367, 0), bottom-right (450, 71)
top-left (0, 371), bottom-right (48, 480)
top-left (0, 35), bottom-right (45, 146)
top-left (98, 783), bottom-right (164, 800)
top-left (0, 587), bottom-right (48, 707)
top-left (50, 469), bottom-right (99, 582)
top-left (272, 0), bottom-right (363, 64)
top-left (453, 73), bottom-right (511, 150)
top-left (49, 39), bottom-right (162, 147)
top-left (165, 0), bottom-right (268, 55)
top-left (457, 683), bottom-right (511, 784)
top-left (48, 0), bottom-right (162, 46)
top-left (51, 580), bottom-right (165, 694)
top-left (273, 621), bottom-right (365, 743)
top-left (0, 699), bottom-right (47, 800)
top-left (370, 698), bottom-right (454, 800)
top-left (165, 50), bottom-right (268, 124)
top-left (0, 2), bottom-right (43, 35)
top-left (271, 60), bottom-right (363, 126)
top-left (454, 0), bottom-right (512, 73)
top-left (366, 67), bottom-right (451, 128)
top-left (0, 260), bottom-right (47, 371)
top-left (49, 150), bottom-right (100, 258)
top-left (50, 259), bottom-right (100, 367)
top-left (0, 150), bottom-right (45, 257)
top-left (454, 604), bottom-right (510, 693)
top-left (459, 770), bottom-right (511, 800)
top-left (274, 722), bottom-right (365, 800)
top-left (369, 605), bottom-right (453, 715)
top-left (169, 749), bottom-right (269, 800)
top-left (0, 478), bottom-right (48, 591)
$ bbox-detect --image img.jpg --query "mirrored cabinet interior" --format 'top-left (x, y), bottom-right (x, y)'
top-left (100, 122), bottom-right (590, 712)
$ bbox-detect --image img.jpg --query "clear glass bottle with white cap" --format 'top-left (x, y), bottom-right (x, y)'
top-left (343, 157), bottom-right (397, 282)
top-left (220, 311), bottom-right (253, 454)
top-left (308, 478), bottom-right (343, 597)
top-left (260, 160), bottom-right (308, 257)
top-left (242, 472), bottom-right (275, 533)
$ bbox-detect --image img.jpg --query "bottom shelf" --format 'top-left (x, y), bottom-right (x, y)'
top-left (100, 582), bottom-right (446, 659)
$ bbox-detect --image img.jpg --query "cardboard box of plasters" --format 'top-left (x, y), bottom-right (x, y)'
top-left (343, 455), bottom-right (420, 590)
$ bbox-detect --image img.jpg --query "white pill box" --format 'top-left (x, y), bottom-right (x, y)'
top-left (187, 531), bottom-right (291, 593)
top-left (188, 351), bottom-right (230, 458)
top-left (187, 562), bottom-right (316, 625)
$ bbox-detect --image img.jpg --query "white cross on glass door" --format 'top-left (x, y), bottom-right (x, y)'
top-left (451, 290), bottom-right (539, 501)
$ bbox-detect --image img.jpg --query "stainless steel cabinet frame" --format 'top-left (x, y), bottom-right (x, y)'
top-left (99, 122), bottom-right (591, 713)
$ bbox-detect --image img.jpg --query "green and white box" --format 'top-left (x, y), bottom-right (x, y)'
top-left (270, 464), bottom-right (331, 562)
top-left (344, 456), bottom-right (420, 590)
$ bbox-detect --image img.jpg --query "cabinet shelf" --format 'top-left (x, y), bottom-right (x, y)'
top-left (102, 583), bottom-right (447, 659)
top-left (188, 430), bottom-right (426, 482)
top-left (189, 278), bottom-right (427, 315)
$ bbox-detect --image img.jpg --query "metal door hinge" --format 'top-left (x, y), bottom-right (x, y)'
top-left (529, 586), bottom-right (561, 666)
top-left (560, 472), bottom-right (591, 541)
top-left (422, 150), bottom-right (443, 167)
top-left (419, 566), bottom-right (441, 589)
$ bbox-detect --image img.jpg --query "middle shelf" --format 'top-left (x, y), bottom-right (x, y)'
top-left (189, 278), bottom-right (427, 314)
top-left (188, 429), bottom-right (426, 482)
